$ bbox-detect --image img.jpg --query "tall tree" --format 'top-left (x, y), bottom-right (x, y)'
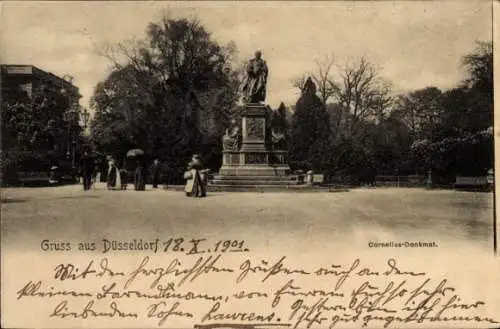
top-left (408, 41), bottom-right (493, 181)
top-left (461, 40), bottom-right (493, 131)
top-left (292, 54), bottom-right (336, 105)
top-left (331, 57), bottom-right (392, 139)
top-left (289, 78), bottom-right (331, 171)
top-left (462, 41), bottom-right (493, 93)
top-left (392, 86), bottom-right (443, 141)
top-left (91, 15), bottom-right (239, 178)
top-left (292, 56), bottom-right (392, 141)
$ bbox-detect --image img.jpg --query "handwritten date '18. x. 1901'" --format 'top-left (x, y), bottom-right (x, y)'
top-left (40, 238), bottom-right (249, 255)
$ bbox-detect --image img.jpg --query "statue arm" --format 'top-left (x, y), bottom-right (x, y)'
top-left (262, 61), bottom-right (269, 78)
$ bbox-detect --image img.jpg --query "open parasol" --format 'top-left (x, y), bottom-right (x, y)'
top-left (126, 149), bottom-right (144, 157)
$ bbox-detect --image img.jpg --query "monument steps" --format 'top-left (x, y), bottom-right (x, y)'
top-left (207, 185), bottom-right (339, 192)
top-left (164, 185), bottom-right (349, 193)
top-left (210, 180), bottom-right (296, 186)
top-left (213, 175), bottom-right (295, 181)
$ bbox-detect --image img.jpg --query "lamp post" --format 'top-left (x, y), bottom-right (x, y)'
top-left (81, 107), bottom-right (90, 135)
top-left (63, 107), bottom-right (79, 170)
top-left (72, 140), bottom-right (76, 169)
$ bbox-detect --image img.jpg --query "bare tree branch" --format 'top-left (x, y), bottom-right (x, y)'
top-left (328, 57), bottom-right (393, 138)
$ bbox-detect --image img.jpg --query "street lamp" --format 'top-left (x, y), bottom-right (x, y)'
top-left (63, 107), bottom-right (79, 169)
top-left (81, 107), bottom-right (90, 135)
top-left (72, 140), bottom-right (77, 169)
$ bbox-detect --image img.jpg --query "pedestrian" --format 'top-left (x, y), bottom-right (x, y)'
top-left (119, 167), bottom-right (128, 190)
top-left (92, 165), bottom-right (100, 187)
top-left (107, 157), bottom-right (120, 190)
top-left (151, 159), bottom-right (161, 189)
top-left (80, 150), bottom-right (95, 191)
top-left (184, 154), bottom-right (206, 197)
top-left (119, 159), bottom-right (128, 190)
top-left (134, 160), bottom-right (146, 191)
top-left (49, 163), bottom-right (60, 185)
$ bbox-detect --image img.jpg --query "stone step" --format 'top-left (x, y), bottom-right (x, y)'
top-left (213, 175), bottom-right (296, 181)
top-left (218, 166), bottom-right (290, 176)
top-left (207, 185), bottom-right (348, 192)
top-left (211, 179), bottom-right (297, 186)
top-left (161, 185), bottom-right (349, 193)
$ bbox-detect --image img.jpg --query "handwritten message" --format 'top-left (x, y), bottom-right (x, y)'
top-left (12, 239), bottom-right (498, 328)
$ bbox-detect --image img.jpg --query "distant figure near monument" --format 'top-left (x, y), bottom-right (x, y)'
top-left (240, 50), bottom-right (268, 103)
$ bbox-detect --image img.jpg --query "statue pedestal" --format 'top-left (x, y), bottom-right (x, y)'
top-left (214, 103), bottom-right (293, 187)
top-left (240, 103), bottom-right (268, 152)
top-left (219, 150), bottom-right (290, 176)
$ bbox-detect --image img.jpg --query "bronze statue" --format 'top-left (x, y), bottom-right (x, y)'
top-left (240, 50), bottom-right (268, 103)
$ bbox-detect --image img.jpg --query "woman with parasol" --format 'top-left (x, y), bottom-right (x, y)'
top-left (184, 154), bottom-right (206, 197)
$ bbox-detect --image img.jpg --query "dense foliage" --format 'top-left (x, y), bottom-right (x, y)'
top-left (90, 16), bottom-right (239, 182)
top-left (289, 78), bottom-right (331, 171)
top-left (290, 41), bottom-right (493, 184)
top-left (1, 83), bottom-right (81, 184)
top-left (88, 15), bottom-right (492, 186)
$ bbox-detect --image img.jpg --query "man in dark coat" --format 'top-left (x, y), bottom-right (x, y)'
top-left (80, 150), bottom-right (95, 191)
top-left (151, 159), bottom-right (161, 189)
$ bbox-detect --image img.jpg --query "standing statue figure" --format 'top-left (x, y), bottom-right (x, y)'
top-left (240, 50), bottom-right (268, 103)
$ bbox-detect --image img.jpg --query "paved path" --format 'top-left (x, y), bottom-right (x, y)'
top-left (1, 184), bottom-right (494, 254)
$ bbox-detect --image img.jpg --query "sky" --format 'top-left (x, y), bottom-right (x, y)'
top-left (0, 1), bottom-right (493, 110)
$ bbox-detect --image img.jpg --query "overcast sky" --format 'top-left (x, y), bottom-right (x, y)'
top-left (1, 1), bottom-right (492, 110)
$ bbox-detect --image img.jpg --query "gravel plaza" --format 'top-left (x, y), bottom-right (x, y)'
top-left (1, 184), bottom-right (494, 255)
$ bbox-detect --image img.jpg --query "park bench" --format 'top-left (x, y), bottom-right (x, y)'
top-left (454, 176), bottom-right (491, 191)
top-left (374, 175), bottom-right (426, 187)
top-left (15, 171), bottom-right (50, 187)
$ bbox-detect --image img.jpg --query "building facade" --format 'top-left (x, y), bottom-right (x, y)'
top-left (1, 64), bottom-right (81, 107)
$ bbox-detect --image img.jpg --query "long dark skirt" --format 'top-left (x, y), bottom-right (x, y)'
top-left (135, 167), bottom-right (146, 191)
top-left (107, 167), bottom-right (117, 189)
top-left (119, 170), bottom-right (128, 190)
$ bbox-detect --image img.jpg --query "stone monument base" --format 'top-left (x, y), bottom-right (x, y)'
top-left (220, 150), bottom-right (290, 175)
top-left (212, 102), bottom-right (295, 188)
top-left (211, 150), bottom-right (295, 187)
top-left (218, 165), bottom-right (290, 177)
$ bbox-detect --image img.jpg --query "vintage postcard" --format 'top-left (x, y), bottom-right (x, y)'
top-left (1, 1), bottom-right (499, 328)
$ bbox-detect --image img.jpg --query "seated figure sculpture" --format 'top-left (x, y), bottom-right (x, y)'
top-left (271, 127), bottom-right (286, 150)
top-left (222, 121), bottom-right (241, 152)
top-left (270, 104), bottom-right (287, 150)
